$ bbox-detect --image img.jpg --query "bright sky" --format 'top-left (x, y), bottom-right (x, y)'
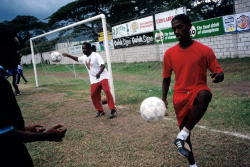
top-left (0, 0), bottom-right (75, 22)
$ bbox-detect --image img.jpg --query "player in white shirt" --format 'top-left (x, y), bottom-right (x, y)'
top-left (62, 42), bottom-right (117, 119)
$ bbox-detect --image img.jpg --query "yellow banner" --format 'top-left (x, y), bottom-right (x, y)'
top-left (98, 33), bottom-right (113, 41)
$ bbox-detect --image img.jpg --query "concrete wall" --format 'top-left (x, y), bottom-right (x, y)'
top-left (234, 0), bottom-right (250, 14)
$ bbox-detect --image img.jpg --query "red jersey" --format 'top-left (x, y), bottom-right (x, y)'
top-left (163, 40), bottom-right (223, 93)
top-left (163, 41), bottom-right (223, 126)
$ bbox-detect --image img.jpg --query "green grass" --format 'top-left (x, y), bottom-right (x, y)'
top-left (16, 57), bottom-right (250, 166)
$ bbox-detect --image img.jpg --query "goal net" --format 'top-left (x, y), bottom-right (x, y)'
top-left (30, 14), bottom-right (115, 99)
top-left (29, 14), bottom-right (167, 105)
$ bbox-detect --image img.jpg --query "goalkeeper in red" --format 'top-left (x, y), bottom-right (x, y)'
top-left (162, 14), bottom-right (224, 167)
top-left (62, 42), bottom-right (117, 119)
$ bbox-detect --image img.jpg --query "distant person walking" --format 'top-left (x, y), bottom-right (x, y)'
top-left (8, 67), bottom-right (20, 96)
top-left (17, 52), bottom-right (28, 84)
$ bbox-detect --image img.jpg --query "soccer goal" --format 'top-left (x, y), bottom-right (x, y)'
top-left (28, 13), bottom-right (171, 105)
top-left (29, 14), bottom-right (115, 100)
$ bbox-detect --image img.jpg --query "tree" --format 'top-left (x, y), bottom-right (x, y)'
top-left (47, 0), bottom-right (234, 28)
top-left (47, 0), bottom-right (173, 27)
top-left (47, 0), bottom-right (113, 28)
top-left (0, 15), bottom-right (47, 54)
top-left (167, 0), bottom-right (234, 22)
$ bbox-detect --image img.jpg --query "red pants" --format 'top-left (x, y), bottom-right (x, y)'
top-left (91, 79), bottom-right (116, 111)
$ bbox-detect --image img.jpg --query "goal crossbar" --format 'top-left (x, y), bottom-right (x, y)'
top-left (29, 14), bottom-right (115, 100)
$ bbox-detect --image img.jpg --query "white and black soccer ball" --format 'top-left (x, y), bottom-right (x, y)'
top-left (51, 51), bottom-right (62, 62)
top-left (140, 97), bottom-right (166, 122)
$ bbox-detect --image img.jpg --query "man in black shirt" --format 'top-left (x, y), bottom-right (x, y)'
top-left (0, 28), bottom-right (67, 166)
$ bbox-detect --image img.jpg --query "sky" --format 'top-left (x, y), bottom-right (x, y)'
top-left (0, 0), bottom-right (76, 22)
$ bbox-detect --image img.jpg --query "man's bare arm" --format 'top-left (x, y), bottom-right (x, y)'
top-left (62, 53), bottom-right (78, 62)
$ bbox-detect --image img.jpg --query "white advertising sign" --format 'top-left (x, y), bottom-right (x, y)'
top-left (155, 7), bottom-right (186, 30)
top-left (223, 15), bottom-right (237, 33)
top-left (112, 16), bottom-right (154, 39)
top-left (112, 23), bottom-right (129, 39)
top-left (128, 16), bottom-right (154, 36)
top-left (69, 45), bottom-right (82, 55)
top-left (236, 12), bottom-right (250, 31)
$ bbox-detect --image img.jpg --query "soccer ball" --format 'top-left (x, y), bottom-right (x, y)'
top-left (101, 96), bottom-right (107, 104)
top-left (140, 97), bottom-right (166, 122)
top-left (51, 52), bottom-right (62, 62)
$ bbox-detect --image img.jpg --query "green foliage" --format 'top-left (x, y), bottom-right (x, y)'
top-left (47, 0), bottom-right (112, 27)
top-left (0, 16), bottom-right (46, 46)
top-left (0, 15), bottom-right (47, 55)
top-left (167, 0), bottom-right (234, 22)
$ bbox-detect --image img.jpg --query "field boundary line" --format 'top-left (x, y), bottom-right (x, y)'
top-left (163, 117), bottom-right (250, 140)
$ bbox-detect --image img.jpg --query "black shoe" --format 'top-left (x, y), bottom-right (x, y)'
top-left (15, 92), bottom-right (21, 96)
top-left (173, 138), bottom-right (190, 157)
top-left (96, 111), bottom-right (105, 117)
top-left (109, 109), bottom-right (117, 119)
top-left (25, 81), bottom-right (28, 84)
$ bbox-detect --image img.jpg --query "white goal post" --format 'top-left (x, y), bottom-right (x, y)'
top-left (30, 14), bottom-right (115, 100)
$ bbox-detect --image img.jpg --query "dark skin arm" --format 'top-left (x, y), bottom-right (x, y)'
top-left (210, 72), bottom-right (224, 83)
top-left (62, 53), bottom-right (79, 62)
top-left (162, 77), bottom-right (171, 113)
top-left (96, 64), bottom-right (105, 79)
top-left (0, 124), bottom-right (67, 143)
top-left (25, 124), bottom-right (46, 133)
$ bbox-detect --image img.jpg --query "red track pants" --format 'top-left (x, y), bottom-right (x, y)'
top-left (90, 79), bottom-right (116, 111)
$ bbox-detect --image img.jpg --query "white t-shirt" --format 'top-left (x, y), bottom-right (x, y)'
top-left (78, 52), bottom-right (109, 84)
top-left (18, 62), bottom-right (24, 71)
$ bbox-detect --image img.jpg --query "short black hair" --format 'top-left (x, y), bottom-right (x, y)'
top-left (171, 14), bottom-right (191, 25)
top-left (82, 42), bottom-right (91, 48)
top-left (91, 45), bottom-right (96, 51)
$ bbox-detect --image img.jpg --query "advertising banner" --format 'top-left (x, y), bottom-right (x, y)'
top-left (98, 31), bottom-right (113, 42)
top-left (69, 40), bottom-right (114, 54)
top-left (99, 40), bottom-right (115, 51)
top-left (128, 16), bottom-right (154, 36)
top-left (112, 16), bottom-right (154, 39)
top-left (223, 15), bottom-right (237, 33)
top-left (236, 12), bottom-right (250, 31)
top-left (154, 29), bottom-right (177, 44)
top-left (113, 32), bottom-right (154, 49)
top-left (190, 17), bottom-right (224, 39)
top-left (69, 45), bottom-right (83, 54)
top-left (112, 23), bottom-right (128, 39)
top-left (154, 17), bottom-right (224, 44)
top-left (155, 7), bottom-right (186, 30)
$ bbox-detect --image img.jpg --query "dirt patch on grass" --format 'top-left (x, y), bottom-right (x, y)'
top-left (208, 80), bottom-right (250, 96)
top-left (226, 81), bottom-right (250, 94)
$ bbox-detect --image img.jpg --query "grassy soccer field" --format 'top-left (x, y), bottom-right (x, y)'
top-left (15, 57), bottom-right (249, 167)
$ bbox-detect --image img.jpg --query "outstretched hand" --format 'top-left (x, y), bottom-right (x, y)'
top-left (46, 124), bottom-right (67, 142)
top-left (210, 72), bottom-right (224, 83)
top-left (62, 53), bottom-right (69, 57)
top-left (25, 124), bottom-right (46, 133)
